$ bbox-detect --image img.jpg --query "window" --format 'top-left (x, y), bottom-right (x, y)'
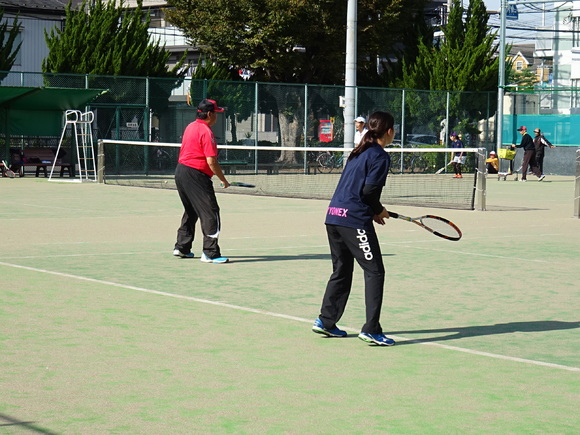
top-left (516, 61), bottom-right (523, 71)
top-left (572, 17), bottom-right (580, 48)
top-left (572, 79), bottom-right (580, 108)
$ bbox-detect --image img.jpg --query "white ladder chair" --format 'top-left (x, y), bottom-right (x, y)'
top-left (50, 110), bottom-right (96, 182)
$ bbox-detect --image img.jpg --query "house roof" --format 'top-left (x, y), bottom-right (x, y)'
top-left (0, 1), bottom-right (83, 15)
top-left (509, 44), bottom-right (535, 60)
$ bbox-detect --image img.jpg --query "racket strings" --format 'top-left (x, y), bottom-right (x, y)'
top-left (420, 217), bottom-right (461, 239)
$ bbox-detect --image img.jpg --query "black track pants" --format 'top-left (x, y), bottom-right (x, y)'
top-left (319, 224), bottom-right (385, 335)
top-left (174, 163), bottom-right (222, 258)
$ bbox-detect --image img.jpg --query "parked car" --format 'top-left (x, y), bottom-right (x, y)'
top-left (406, 134), bottom-right (439, 146)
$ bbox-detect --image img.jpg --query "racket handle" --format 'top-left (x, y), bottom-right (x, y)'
top-left (387, 210), bottom-right (399, 219)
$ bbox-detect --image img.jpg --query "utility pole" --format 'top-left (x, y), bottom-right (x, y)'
top-left (344, 0), bottom-right (357, 150)
top-left (497, 0), bottom-right (507, 153)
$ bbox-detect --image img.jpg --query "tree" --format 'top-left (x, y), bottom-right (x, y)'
top-left (42, 0), bottom-right (188, 116)
top-left (165, 0), bottom-right (425, 162)
top-left (398, 0), bottom-right (500, 139)
top-left (188, 58), bottom-right (254, 144)
top-left (506, 67), bottom-right (537, 91)
top-left (0, 8), bottom-right (22, 81)
top-left (43, 0), bottom-right (186, 78)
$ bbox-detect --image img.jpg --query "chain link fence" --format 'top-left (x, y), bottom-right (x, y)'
top-left (2, 71), bottom-right (578, 175)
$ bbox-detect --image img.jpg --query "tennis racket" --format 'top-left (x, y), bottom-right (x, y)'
top-left (388, 211), bottom-right (462, 241)
top-left (435, 161), bottom-right (452, 174)
top-left (1, 160), bottom-right (15, 178)
top-left (229, 181), bottom-right (255, 188)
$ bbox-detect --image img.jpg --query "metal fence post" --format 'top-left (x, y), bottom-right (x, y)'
top-left (476, 147), bottom-right (487, 211)
top-left (574, 149), bottom-right (580, 218)
top-left (97, 139), bottom-right (105, 183)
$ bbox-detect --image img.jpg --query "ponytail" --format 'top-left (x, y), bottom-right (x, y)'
top-left (348, 111), bottom-right (394, 160)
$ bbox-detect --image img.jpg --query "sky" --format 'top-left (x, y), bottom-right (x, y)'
top-left (483, 0), bottom-right (500, 11)
top-left (481, 0), bottom-right (557, 45)
top-left (484, 0), bottom-right (501, 12)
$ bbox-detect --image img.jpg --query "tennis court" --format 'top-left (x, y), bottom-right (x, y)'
top-left (1, 175), bottom-right (578, 433)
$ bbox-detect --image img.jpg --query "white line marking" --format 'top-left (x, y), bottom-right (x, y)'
top-left (0, 245), bottom-right (331, 260)
top-left (0, 240), bottom-right (551, 264)
top-left (389, 244), bottom-right (550, 263)
top-left (1, 260), bottom-right (578, 372)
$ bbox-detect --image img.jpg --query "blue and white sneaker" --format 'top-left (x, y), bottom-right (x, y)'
top-left (173, 249), bottom-right (194, 258)
top-left (358, 332), bottom-right (395, 346)
top-left (312, 318), bottom-right (347, 338)
top-left (200, 253), bottom-right (229, 264)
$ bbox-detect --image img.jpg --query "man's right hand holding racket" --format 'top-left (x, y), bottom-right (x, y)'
top-left (207, 156), bottom-right (229, 188)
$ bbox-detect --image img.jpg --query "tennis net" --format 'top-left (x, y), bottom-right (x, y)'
top-left (97, 140), bottom-right (485, 210)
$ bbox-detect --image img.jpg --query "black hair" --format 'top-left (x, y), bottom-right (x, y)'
top-left (348, 111), bottom-right (394, 160)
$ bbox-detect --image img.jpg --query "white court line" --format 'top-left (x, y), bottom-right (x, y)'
top-left (0, 240), bottom-right (551, 264)
top-left (390, 244), bottom-right (550, 263)
top-left (0, 244), bottom-right (331, 260)
top-left (0, 260), bottom-right (578, 373)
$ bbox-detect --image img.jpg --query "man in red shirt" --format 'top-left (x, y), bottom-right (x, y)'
top-left (173, 99), bottom-right (230, 263)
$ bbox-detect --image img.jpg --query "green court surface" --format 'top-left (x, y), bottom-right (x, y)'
top-left (0, 176), bottom-right (578, 434)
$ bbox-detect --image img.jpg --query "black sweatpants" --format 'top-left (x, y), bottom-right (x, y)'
top-left (174, 163), bottom-right (222, 258)
top-left (319, 224), bottom-right (385, 335)
top-left (521, 150), bottom-right (541, 180)
top-left (536, 151), bottom-right (545, 174)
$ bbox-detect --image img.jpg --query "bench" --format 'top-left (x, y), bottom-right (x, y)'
top-left (219, 161), bottom-right (319, 175)
top-left (259, 162), bottom-right (320, 175)
top-left (219, 160), bottom-right (249, 175)
top-left (221, 162), bottom-right (281, 175)
top-left (16, 148), bottom-right (72, 178)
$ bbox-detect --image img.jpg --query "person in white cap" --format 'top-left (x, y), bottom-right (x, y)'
top-left (486, 150), bottom-right (499, 174)
top-left (354, 116), bottom-right (368, 146)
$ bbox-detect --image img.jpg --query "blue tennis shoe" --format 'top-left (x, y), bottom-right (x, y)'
top-left (173, 249), bottom-right (194, 258)
top-left (358, 332), bottom-right (395, 346)
top-left (200, 253), bottom-right (229, 264)
top-left (312, 318), bottom-right (347, 337)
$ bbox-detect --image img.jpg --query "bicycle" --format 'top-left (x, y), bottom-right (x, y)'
top-left (388, 151), bottom-right (428, 174)
top-left (316, 150), bottom-right (346, 173)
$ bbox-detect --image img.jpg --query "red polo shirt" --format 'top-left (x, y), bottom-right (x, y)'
top-left (178, 119), bottom-right (218, 177)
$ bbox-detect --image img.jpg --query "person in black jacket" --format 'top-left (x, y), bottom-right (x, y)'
top-left (511, 126), bottom-right (544, 181)
top-left (532, 128), bottom-right (555, 176)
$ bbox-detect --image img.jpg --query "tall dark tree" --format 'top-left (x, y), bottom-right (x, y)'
top-left (401, 0), bottom-right (498, 93)
top-left (399, 0), bottom-right (500, 140)
top-left (0, 8), bottom-right (22, 81)
top-left (188, 58), bottom-right (254, 144)
top-left (42, 0), bottom-right (188, 121)
top-left (165, 0), bottom-right (424, 162)
top-left (43, 0), bottom-right (186, 78)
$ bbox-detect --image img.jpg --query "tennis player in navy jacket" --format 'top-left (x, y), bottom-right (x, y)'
top-left (312, 111), bottom-right (396, 346)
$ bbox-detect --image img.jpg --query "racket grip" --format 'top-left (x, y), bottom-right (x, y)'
top-left (387, 210), bottom-right (399, 219)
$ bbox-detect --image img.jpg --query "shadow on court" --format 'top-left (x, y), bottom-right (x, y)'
top-left (389, 320), bottom-right (580, 345)
top-left (0, 413), bottom-right (59, 435)
top-left (226, 253), bottom-right (396, 263)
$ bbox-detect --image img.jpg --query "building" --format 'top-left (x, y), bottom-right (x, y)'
top-left (529, 1), bottom-right (580, 114)
top-left (0, 0), bottom-right (74, 82)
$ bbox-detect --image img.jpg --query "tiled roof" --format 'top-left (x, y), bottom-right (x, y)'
top-left (0, 0), bottom-right (81, 12)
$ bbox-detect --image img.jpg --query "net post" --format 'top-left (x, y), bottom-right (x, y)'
top-left (97, 139), bottom-right (105, 184)
top-left (475, 147), bottom-right (486, 211)
top-left (574, 149), bottom-right (580, 218)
